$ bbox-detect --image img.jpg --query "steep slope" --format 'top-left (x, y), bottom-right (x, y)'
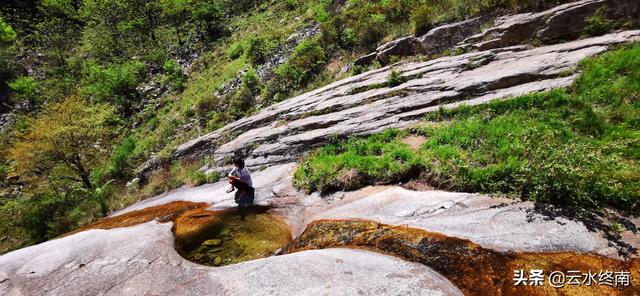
top-left (171, 30), bottom-right (640, 171)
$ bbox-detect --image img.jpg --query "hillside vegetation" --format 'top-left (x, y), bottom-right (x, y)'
top-left (294, 44), bottom-right (640, 214)
top-left (0, 0), bottom-right (601, 254)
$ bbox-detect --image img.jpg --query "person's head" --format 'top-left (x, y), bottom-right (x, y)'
top-left (232, 157), bottom-right (245, 169)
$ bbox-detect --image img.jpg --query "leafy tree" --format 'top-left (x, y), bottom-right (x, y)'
top-left (80, 61), bottom-right (145, 114)
top-left (9, 95), bottom-right (118, 191)
top-left (79, 0), bottom-right (163, 60)
top-left (159, 0), bottom-right (224, 42)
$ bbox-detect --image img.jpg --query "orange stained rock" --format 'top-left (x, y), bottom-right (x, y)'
top-left (285, 219), bottom-right (640, 296)
top-left (64, 201), bottom-right (209, 236)
top-left (173, 207), bottom-right (224, 251)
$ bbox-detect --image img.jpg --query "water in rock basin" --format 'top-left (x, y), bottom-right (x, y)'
top-left (175, 207), bottom-right (292, 266)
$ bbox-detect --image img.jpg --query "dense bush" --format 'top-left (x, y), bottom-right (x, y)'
top-left (583, 7), bottom-right (615, 37)
top-left (387, 70), bottom-right (407, 87)
top-left (0, 16), bottom-right (16, 43)
top-left (8, 76), bottom-right (38, 104)
top-left (245, 36), bottom-right (274, 66)
top-left (263, 38), bottom-right (326, 103)
top-left (80, 61), bottom-right (145, 114)
top-left (162, 59), bottom-right (186, 91)
top-left (104, 136), bottom-right (137, 180)
top-left (228, 69), bottom-right (261, 119)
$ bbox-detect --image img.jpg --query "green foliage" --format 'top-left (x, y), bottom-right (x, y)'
top-left (294, 44), bottom-right (640, 212)
top-left (9, 76), bottom-right (38, 103)
top-left (284, 0), bottom-right (299, 10)
top-left (340, 27), bottom-right (356, 49)
top-left (313, 2), bottom-right (330, 23)
top-left (229, 69), bottom-right (261, 119)
top-left (226, 41), bottom-right (245, 60)
top-left (220, 0), bottom-right (262, 14)
top-left (264, 37), bottom-right (326, 103)
top-left (41, 0), bottom-right (78, 16)
top-left (411, 5), bottom-right (434, 36)
top-left (290, 37), bottom-right (326, 70)
top-left (294, 129), bottom-right (420, 192)
top-left (583, 7), bottom-right (614, 36)
top-left (244, 36), bottom-right (273, 66)
top-left (0, 16), bottom-right (17, 43)
top-left (80, 61), bottom-right (145, 113)
top-left (387, 70), bottom-right (407, 87)
top-left (162, 59), bottom-right (186, 90)
top-left (9, 96), bottom-right (119, 191)
top-left (105, 136), bottom-right (137, 180)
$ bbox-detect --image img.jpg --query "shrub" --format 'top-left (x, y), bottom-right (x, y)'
top-left (226, 41), bottom-right (245, 60)
top-left (228, 69), bottom-right (261, 119)
top-left (263, 38), bottom-right (326, 103)
top-left (9, 76), bottom-right (38, 103)
top-left (245, 36), bottom-right (273, 66)
top-left (411, 5), bottom-right (434, 36)
top-left (107, 136), bottom-right (137, 179)
top-left (583, 7), bottom-right (614, 36)
top-left (290, 38), bottom-right (326, 71)
top-left (387, 70), bottom-right (407, 87)
top-left (263, 64), bottom-right (301, 103)
top-left (341, 28), bottom-right (356, 48)
top-left (162, 59), bottom-right (186, 90)
top-left (285, 0), bottom-right (299, 10)
top-left (314, 2), bottom-right (330, 23)
top-left (80, 61), bottom-right (145, 113)
top-left (0, 16), bottom-right (16, 43)
top-left (357, 13), bottom-right (388, 49)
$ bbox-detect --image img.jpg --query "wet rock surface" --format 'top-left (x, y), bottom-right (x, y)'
top-left (1, 164), bottom-right (639, 295)
top-left (285, 219), bottom-right (640, 296)
top-left (0, 221), bottom-right (462, 296)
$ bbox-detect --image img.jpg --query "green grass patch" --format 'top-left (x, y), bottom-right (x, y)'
top-left (294, 44), bottom-right (640, 213)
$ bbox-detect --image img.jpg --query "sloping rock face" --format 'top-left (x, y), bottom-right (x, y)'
top-left (355, 0), bottom-right (640, 66)
top-left (171, 30), bottom-right (640, 171)
top-left (0, 221), bottom-right (462, 296)
top-left (112, 164), bottom-right (640, 258)
top-left (1, 164), bottom-right (638, 295)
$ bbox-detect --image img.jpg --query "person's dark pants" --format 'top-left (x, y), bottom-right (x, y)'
top-left (230, 179), bottom-right (254, 220)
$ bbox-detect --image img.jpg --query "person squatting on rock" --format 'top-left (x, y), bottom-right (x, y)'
top-left (226, 157), bottom-right (254, 220)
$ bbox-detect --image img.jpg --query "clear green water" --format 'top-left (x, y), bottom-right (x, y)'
top-left (176, 208), bottom-right (291, 266)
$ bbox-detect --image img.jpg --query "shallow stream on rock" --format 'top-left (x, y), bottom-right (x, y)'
top-left (175, 208), bottom-right (292, 267)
